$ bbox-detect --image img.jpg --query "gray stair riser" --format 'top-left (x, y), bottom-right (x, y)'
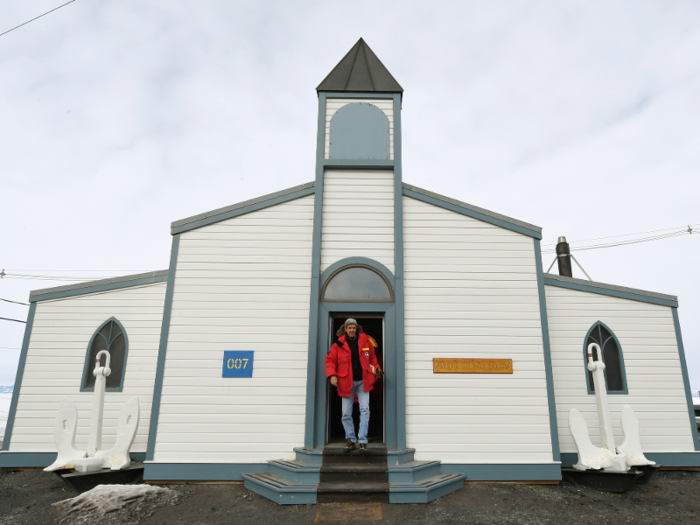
top-left (389, 463), bottom-right (441, 483)
top-left (268, 462), bottom-right (320, 484)
top-left (243, 478), bottom-right (317, 505)
top-left (320, 470), bottom-right (388, 484)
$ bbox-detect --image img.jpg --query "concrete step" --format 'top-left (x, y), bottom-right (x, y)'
top-left (389, 473), bottom-right (466, 504)
top-left (242, 472), bottom-right (317, 505)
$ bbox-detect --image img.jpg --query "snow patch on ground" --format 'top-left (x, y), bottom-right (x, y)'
top-left (52, 484), bottom-right (183, 525)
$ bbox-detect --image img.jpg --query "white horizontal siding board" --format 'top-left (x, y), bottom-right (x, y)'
top-left (324, 98), bottom-right (394, 160)
top-left (321, 170), bottom-right (395, 273)
top-left (153, 195), bottom-right (314, 464)
top-left (403, 196), bottom-right (554, 464)
top-left (8, 283), bottom-right (166, 453)
top-left (545, 285), bottom-right (695, 454)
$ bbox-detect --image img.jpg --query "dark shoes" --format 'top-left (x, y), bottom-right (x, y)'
top-left (359, 443), bottom-right (367, 451)
top-left (344, 439), bottom-right (356, 452)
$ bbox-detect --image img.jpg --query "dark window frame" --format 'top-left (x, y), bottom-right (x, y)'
top-left (80, 317), bottom-right (129, 392)
top-left (583, 321), bottom-right (628, 395)
top-left (321, 263), bottom-right (394, 303)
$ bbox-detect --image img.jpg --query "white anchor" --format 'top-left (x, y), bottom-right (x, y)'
top-left (569, 343), bottom-right (655, 471)
top-left (44, 350), bottom-right (140, 473)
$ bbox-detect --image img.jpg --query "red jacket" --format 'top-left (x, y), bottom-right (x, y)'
top-left (325, 333), bottom-right (380, 397)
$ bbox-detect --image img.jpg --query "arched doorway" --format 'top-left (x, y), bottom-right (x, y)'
top-left (311, 258), bottom-right (397, 447)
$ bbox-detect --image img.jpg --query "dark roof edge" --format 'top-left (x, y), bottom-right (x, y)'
top-left (544, 273), bottom-right (678, 305)
top-left (30, 270), bottom-right (169, 302)
top-left (402, 183), bottom-right (543, 235)
top-left (171, 181), bottom-right (315, 234)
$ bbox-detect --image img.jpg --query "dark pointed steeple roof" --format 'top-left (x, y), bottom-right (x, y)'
top-left (317, 38), bottom-right (403, 94)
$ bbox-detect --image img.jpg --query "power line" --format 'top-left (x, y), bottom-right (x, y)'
top-left (0, 297), bottom-right (29, 306)
top-left (0, 316), bottom-right (26, 324)
top-left (0, 0), bottom-right (76, 39)
top-left (542, 223), bottom-right (699, 247)
top-left (542, 224), bottom-right (697, 254)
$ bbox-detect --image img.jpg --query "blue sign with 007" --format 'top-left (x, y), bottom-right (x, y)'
top-left (222, 351), bottom-right (254, 378)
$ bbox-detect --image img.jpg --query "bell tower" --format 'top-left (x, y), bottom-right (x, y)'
top-left (306, 39), bottom-right (406, 450)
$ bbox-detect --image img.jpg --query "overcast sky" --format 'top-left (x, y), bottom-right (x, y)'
top-left (1, 1), bottom-right (699, 392)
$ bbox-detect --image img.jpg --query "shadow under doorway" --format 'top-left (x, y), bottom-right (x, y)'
top-left (327, 315), bottom-right (384, 444)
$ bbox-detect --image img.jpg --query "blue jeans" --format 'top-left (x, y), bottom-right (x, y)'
top-left (341, 380), bottom-right (370, 444)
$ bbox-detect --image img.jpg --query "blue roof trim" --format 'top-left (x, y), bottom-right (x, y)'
top-left (544, 274), bottom-right (678, 308)
top-left (1, 303), bottom-right (36, 452)
top-left (29, 270), bottom-right (169, 303)
top-left (171, 182), bottom-right (315, 235)
top-left (402, 184), bottom-right (543, 239)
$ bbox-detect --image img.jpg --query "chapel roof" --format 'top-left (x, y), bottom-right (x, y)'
top-left (317, 38), bottom-right (403, 94)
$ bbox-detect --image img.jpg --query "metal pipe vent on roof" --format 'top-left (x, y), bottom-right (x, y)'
top-left (556, 236), bottom-right (573, 278)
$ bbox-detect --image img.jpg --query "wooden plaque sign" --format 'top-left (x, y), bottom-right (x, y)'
top-left (433, 358), bottom-right (513, 374)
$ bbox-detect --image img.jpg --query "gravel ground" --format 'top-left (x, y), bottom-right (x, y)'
top-left (2, 468), bottom-right (700, 524)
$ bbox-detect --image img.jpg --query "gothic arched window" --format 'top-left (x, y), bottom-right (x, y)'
top-left (584, 321), bottom-right (628, 394)
top-left (81, 317), bottom-right (129, 391)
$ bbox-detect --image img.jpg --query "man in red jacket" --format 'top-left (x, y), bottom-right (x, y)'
top-left (325, 318), bottom-right (382, 451)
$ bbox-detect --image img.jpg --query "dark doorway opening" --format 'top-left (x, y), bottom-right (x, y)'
top-left (327, 315), bottom-right (384, 444)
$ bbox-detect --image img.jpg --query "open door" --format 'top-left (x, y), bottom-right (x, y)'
top-left (327, 315), bottom-right (385, 444)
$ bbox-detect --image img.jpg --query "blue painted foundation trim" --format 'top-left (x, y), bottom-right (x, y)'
top-left (171, 183), bottom-right (315, 234)
top-left (144, 462), bottom-right (268, 480)
top-left (323, 159), bottom-right (394, 169)
top-left (403, 185), bottom-right (542, 239)
top-left (1, 303), bottom-right (36, 452)
top-left (145, 235), bottom-right (180, 461)
top-left (29, 271), bottom-right (168, 303)
top-left (560, 452), bottom-right (700, 468)
top-left (0, 452), bottom-right (146, 468)
top-left (672, 308), bottom-right (700, 451)
top-left (533, 240), bottom-right (561, 462)
top-left (440, 463), bottom-right (562, 481)
top-left (543, 274), bottom-right (678, 308)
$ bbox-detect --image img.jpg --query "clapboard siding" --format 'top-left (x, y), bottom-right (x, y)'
top-left (153, 195), bottom-right (314, 464)
top-left (8, 283), bottom-right (166, 453)
top-left (321, 170), bottom-right (394, 272)
top-left (324, 98), bottom-right (394, 160)
top-left (545, 285), bottom-right (694, 453)
top-left (403, 196), bottom-right (554, 464)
